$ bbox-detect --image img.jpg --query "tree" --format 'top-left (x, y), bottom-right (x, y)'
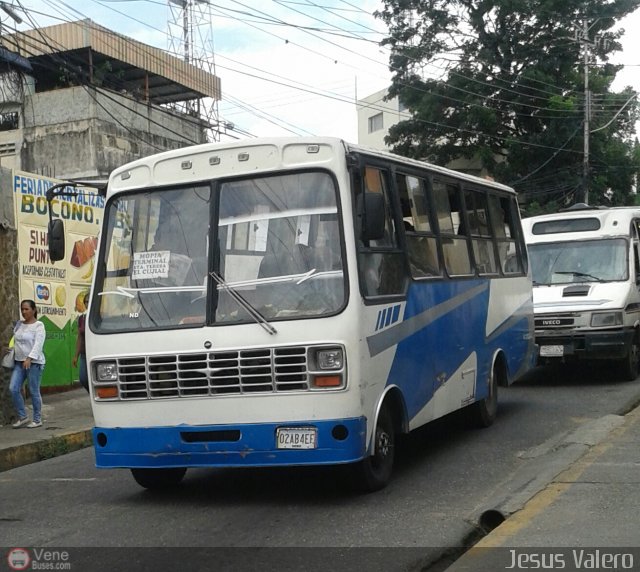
top-left (376, 0), bottom-right (640, 209)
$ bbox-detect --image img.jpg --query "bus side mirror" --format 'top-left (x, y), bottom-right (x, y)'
top-left (48, 219), bottom-right (65, 262)
top-left (361, 192), bottom-right (386, 242)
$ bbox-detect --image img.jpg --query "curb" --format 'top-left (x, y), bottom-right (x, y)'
top-left (0, 430), bottom-right (93, 472)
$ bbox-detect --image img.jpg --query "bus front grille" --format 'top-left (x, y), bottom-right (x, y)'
top-left (112, 346), bottom-right (309, 399)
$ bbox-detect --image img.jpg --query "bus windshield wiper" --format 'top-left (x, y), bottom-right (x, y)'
top-left (554, 271), bottom-right (604, 282)
top-left (209, 271), bottom-right (277, 335)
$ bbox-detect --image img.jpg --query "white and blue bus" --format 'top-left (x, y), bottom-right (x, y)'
top-left (49, 137), bottom-right (535, 491)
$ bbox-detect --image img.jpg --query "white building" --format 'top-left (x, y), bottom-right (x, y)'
top-left (357, 87), bottom-right (490, 178)
top-left (357, 88), bottom-right (410, 150)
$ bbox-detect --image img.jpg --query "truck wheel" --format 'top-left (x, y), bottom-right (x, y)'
top-left (131, 467), bottom-right (187, 490)
top-left (352, 405), bottom-right (395, 492)
top-left (618, 338), bottom-right (639, 381)
top-left (470, 362), bottom-right (498, 428)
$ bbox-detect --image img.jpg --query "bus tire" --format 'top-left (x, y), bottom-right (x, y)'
top-left (470, 362), bottom-right (499, 428)
top-left (131, 467), bottom-right (187, 490)
top-left (352, 405), bottom-right (395, 493)
top-left (618, 336), bottom-right (640, 381)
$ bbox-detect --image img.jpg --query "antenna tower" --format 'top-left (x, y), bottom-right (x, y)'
top-left (167, 0), bottom-right (222, 141)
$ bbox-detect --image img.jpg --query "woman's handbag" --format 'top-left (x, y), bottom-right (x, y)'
top-left (1, 347), bottom-right (15, 369)
top-left (2, 330), bottom-right (16, 369)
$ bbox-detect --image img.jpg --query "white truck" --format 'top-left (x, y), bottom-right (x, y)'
top-left (522, 206), bottom-right (640, 380)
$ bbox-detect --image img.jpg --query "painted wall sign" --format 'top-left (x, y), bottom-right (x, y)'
top-left (13, 171), bottom-right (104, 387)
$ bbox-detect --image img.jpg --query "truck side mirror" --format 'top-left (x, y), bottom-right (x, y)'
top-left (48, 219), bottom-right (65, 262)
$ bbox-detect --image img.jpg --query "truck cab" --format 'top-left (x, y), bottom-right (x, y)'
top-left (522, 206), bottom-right (640, 380)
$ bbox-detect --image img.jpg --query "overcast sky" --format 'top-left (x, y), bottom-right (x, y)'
top-left (4, 1), bottom-right (640, 143)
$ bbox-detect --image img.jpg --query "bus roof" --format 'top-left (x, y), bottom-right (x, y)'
top-left (522, 206), bottom-right (640, 243)
top-left (107, 136), bottom-right (517, 196)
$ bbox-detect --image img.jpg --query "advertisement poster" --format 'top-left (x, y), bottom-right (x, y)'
top-left (13, 171), bottom-right (104, 387)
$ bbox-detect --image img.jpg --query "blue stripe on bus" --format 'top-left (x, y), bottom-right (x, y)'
top-left (379, 279), bottom-right (531, 420)
top-left (92, 417), bottom-right (367, 469)
top-left (391, 304), bottom-right (400, 324)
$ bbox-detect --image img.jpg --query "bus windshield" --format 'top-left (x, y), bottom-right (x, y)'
top-left (94, 171), bottom-right (346, 332)
top-left (528, 238), bottom-right (628, 285)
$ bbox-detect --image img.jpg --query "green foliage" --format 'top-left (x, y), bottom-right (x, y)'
top-left (377, 0), bottom-right (640, 209)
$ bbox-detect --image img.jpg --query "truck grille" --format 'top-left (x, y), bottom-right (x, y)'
top-left (106, 346), bottom-right (310, 400)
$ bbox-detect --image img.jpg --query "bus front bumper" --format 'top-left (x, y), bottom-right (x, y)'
top-left (93, 417), bottom-right (367, 469)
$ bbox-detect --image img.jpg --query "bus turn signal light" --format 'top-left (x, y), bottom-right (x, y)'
top-left (313, 375), bottom-right (341, 388)
top-left (96, 386), bottom-right (118, 399)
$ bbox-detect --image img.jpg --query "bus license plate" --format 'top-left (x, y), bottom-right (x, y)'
top-left (540, 345), bottom-right (564, 357)
top-left (276, 427), bottom-right (317, 449)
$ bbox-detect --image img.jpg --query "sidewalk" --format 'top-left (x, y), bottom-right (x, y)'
top-left (445, 402), bottom-right (640, 571)
top-left (0, 387), bottom-right (94, 472)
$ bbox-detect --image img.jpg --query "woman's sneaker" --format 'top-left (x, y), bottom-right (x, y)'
top-left (12, 417), bottom-right (29, 428)
top-left (27, 421), bottom-right (43, 429)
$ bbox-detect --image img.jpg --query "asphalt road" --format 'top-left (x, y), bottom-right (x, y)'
top-left (1, 362), bottom-right (639, 571)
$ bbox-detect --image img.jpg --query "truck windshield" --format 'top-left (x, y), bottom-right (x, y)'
top-left (528, 238), bottom-right (628, 285)
top-left (94, 171), bottom-right (346, 332)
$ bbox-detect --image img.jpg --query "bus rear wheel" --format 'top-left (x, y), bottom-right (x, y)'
top-left (470, 362), bottom-right (499, 428)
top-left (352, 405), bottom-right (395, 493)
top-left (131, 467), bottom-right (187, 490)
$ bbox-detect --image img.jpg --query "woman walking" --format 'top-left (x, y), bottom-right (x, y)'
top-left (10, 299), bottom-right (46, 428)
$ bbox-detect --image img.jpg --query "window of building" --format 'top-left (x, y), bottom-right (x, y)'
top-left (0, 112), bottom-right (19, 131)
top-left (368, 112), bottom-right (383, 133)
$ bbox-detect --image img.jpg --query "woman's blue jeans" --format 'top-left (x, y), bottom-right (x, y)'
top-left (9, 362), bottom-right (43, 423)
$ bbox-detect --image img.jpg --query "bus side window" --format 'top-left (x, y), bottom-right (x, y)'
top-left (489, 195), bottom-right (523, 275)
top-left (396, 172), bottom-right (441, 278)
top-left (433, 180), bottom-right (472, 276)
top-left (359, 166), bottom-right (406, 297)
top-left (634, 243), bottom-right (640, 285)
top-left (464, 189), bottom-right (498, 275)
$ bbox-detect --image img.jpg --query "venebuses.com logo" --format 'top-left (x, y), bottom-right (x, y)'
top-left (7, 548), bottom-right (30, 571)
top-left (6, 548), bottom-right (71, 570)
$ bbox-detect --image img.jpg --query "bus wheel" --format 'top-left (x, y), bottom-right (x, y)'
top-left (618, 337), bottom-right (640, 381)
top-left (131, 467), bottom-right (187, 490)
top-left (353, 405), bottom-right (395, 493)
top-left (470, 362), bottom-right (498, 428)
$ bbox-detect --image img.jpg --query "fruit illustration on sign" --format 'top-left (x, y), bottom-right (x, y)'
top-left (70, 236), bottom-right (98, 268)
top-left (54, 285), bottom-right (66, 307)
top-left (75, 290), bottom-right (89, 312)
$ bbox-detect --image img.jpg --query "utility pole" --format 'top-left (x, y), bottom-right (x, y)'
top-left (582, 19), bottom-right (591, 205)
top-left (575, 19), bottom-right (610, 205)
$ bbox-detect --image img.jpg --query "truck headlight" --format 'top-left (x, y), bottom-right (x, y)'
top-left (96, 361), bottom-right (118, 381)
top-left (590, 312), bottom-right (623, 327)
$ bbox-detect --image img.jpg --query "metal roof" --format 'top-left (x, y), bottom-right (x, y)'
top-left (0, 19), bottom-right (220, 104)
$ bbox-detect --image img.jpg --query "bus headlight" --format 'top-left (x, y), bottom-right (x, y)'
top-left (96, 361), bottom-right (118, 381)
top-left (591, 312), bottom-right (623, 327)
top-left (316, 348), bottom-right (344, 370)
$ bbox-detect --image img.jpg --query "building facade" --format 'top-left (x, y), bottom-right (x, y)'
top-left (0, 20), bottom-right (221, 413)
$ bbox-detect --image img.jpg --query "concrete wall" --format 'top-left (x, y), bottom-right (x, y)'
top-left (19, 86), bottom-right (206, 180)
top-left (0, 165), bottom-right (19, 424)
